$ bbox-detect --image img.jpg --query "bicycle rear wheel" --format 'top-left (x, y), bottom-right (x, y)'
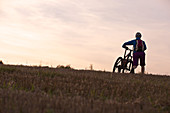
top-left (113, 57), bottom-right (123, 73)
top-left (122, 60), bottom-right (133, 73)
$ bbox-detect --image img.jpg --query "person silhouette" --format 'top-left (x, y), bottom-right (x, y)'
top-left (122, 32), bottom-right (147, 74)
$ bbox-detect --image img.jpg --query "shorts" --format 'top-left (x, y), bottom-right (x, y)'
top-left (133, 52), bottom-right (146, 66)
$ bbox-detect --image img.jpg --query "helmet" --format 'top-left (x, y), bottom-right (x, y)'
top-left (135, 32), bottom-right (142, 38)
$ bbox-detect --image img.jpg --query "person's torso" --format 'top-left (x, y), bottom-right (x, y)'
top-left (133, 39), bottom-right (145, 53)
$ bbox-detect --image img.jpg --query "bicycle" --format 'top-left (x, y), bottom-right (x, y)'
top-left (112, 48), bottom-right (133, 73)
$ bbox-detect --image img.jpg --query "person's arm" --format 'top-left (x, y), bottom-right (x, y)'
top-left (122, 40), bottom-right (134, 49)
top-left (143, 41), bottom-right (147, 51)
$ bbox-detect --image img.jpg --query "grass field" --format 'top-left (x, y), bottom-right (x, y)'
top-left (0, 65), bottom-right (169, 113)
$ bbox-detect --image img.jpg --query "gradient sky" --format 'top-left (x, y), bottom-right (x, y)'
top-left (0, 0), bottom-right (170, 75)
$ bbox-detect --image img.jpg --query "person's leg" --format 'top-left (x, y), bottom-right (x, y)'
top-left (131, 66), bottom-right (137, 74)
top-left (140, 52), bottom-right (146, 74)
top-left (131, 53), bottom-right (139, 74)
top-left (141, 66), bottom-right (145, 74)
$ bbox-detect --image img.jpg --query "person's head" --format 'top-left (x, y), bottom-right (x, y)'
top-left (135, 32), bottom-right (142, 38)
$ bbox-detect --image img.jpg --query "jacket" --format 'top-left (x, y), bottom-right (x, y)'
top-left (122, 37), bottom-right (147, 53)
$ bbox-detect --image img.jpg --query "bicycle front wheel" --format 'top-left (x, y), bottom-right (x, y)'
top-left (113, 57), bottom-right (123, 73)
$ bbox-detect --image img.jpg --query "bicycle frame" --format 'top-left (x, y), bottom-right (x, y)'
top-left (123, 49), bottom-right (133, 61)
top-left (112, 48), bottom-right (133, 74)
top-left (121, 49), bottom-right (133, 71)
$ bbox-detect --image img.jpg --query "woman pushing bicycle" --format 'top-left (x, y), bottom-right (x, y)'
top-left (122, 32), bottom-right (147, 74)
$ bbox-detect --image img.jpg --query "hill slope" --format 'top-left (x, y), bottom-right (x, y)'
top-left (0, 65), bottom-right (169, 113)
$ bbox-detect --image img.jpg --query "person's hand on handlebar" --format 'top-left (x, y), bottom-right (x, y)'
top-left (125, 46), bottom-right (129, 50)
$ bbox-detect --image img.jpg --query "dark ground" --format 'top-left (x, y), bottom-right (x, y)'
top-left (0, 65), bottom-right (169, 113)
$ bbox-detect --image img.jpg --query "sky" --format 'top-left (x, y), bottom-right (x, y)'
top-left (0, 0), bottom-right (170, 75)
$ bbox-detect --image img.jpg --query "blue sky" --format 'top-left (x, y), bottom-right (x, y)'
top-left (0, 0), bottom-right (170, 74)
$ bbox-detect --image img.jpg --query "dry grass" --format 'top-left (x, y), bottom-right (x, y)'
top-left (0, 65), bottom-right (169, 113)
